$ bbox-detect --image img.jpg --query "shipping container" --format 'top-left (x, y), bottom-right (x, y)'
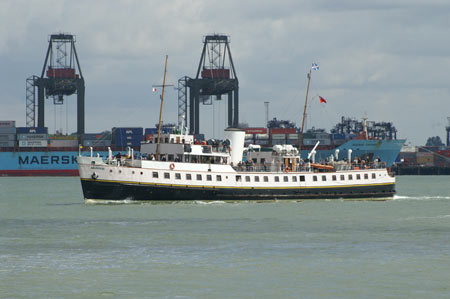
top-left (270, 128), bottom-right (296, 134)
top-left (17, 134), bottom-right (49, 140)
top-left (16, 127), bottom-right (48, 134)
top-left (271, 139), bottom-right (285, 145)
top-left (398, 152), bottom-right (417, 164)
top-left (302, 132), bottom-right (315, 139)
top-left (332, 133), bottom-right (346, 140)
top-left (0, 127), bottom-right (16, 134)
top-left (144, 134), bottom-right (156, 142)
top-left (0, 134), bottom-right (15, 141)
top-left (18, 140), bottom-right (48, 147)
top-left (287, 134), bottom-right (299, 139)
top-left (0, 120), bottom-right (15, 127)
top-left (244, 128), bottom-right (267, 134)
top-left (112, 127), bottom-right (143, 135)
top-left (254, 139), bottom-right (269, 145)
top-left (437, 150), bottom-right (450, 158)
top-left (49, 139), bottom-right (79, 147)
top-left (271, 134), bottom-right (286, 139)
top-left (416, 152), bottom-right (434, 165)
top-left (302, 139), bottom-right (330, 146)
top-left (49, 135), bottom-right (78, 140)
top-left (84, 133), bottom-right (109, 140)
top-left (144, 128), bottom-right (158, 135)
top-left (256, 134), bottom-right (269, 140)
top-left (333, 139), bottom-right (347, 146)
top-left (0, 141), bottom-right (15, 147)
top-left (316, 133), bottom-right (330, 140)
top-left (83, 139), bottom-right (112, 147)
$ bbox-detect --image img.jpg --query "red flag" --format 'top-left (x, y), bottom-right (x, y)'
top-left (319, 96), bottom-right (327, 104)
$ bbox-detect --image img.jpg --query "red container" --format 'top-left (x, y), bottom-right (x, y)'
top-left (144, 134), bottom-right (155, 141)
top-left (437, 150), bottom-right (450, 157)
top-left (244, 128), bottom-right (267, 134)
top-left (270, 128), bottom-right (296, 134)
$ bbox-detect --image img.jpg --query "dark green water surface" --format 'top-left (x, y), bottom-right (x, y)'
top-left (1, 176), bottom-right (449, 298)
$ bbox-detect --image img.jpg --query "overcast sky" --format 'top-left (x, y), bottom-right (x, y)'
top-left (1, 0), bottom-right (449, 145)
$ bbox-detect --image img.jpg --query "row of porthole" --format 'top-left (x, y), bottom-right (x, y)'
top-left (107, 169), bottom-right (381, 184)
top-left (109, 169), bottom-right (144, 175)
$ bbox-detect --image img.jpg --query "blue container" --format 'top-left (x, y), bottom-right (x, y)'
top-left (112, 127), bottom-right (143, 136)
top-left (332, 133), bottom-right (346, 140)
top-left (161, 127), bottom-right (173, 134)
top-left (145, 128), bottom-right (158, 135)
top-left (16, 127), bottom-right (48, 134)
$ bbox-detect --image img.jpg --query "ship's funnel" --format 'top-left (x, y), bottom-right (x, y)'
top-left (224, 128), bottom-right (245, 165)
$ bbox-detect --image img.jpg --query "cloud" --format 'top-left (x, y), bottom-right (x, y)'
top-left (0, 0), bottom-right (449, 145)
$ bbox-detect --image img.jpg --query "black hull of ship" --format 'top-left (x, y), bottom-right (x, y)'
top-left (81, 179), bottom-right (395, 201)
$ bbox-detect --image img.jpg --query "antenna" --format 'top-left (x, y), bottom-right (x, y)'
top-left (264, 101), bottom-right (269, 128)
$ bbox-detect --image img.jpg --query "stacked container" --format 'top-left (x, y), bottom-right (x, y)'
top-left (270, 128), bottom-right (296, 145)
top-left (83, 133), bottom-right (112, 147)
top-left (0, 121), bottom-right (16, 147)
top-left (112, 127), bottom-right (143, 147)
top-left (16, 127), bottom-right (49, 147)
top-left (144, 128), bottom-right (158, 142)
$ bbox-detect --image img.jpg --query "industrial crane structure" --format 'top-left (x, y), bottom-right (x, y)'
top-left (178, 34), bottom-right (239, 135)
top-left (26, 33), bottom-right (85, 138)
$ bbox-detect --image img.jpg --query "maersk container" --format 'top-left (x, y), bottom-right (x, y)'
top-left (84, 133), bottom-right (110, 140)
top-left (333, 139), bottom-right (347, 145)
top-left (18, 140), bottom-right (48, 147)
top-left (112, 127), bottom-right (143, 136)
top-left (113, 138), bottom-right (142, 147)
top-left (0, 127), bottom-right (16, 134)
top-left (254, 139), bottom-right (269, 145)
top-left (0, 141), bottom-right (15, 147)
top-left (0, 134), bottom-right (15, 141)
top-left (83, 139), bottom-right (112, 147)
top-left (270, 128), bottom-right (296, 134)
top-left (271, 134), bottom-right (286, 139)
top-left (49, 139), bottom-right (79, 147)
top-left (0, 120), bottom-right (15, 127)
top-left (332, 133), bottom-right (346, 140)
top-left (256, 134), bottom-right (269, 140)
top-left (145, 128), bottom-right (158, 135)
top-left (16, 127), bottom-right (48, 134)
top-left (17, 134), bottom-right (49, 140)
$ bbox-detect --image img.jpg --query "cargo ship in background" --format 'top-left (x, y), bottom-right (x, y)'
top-left (242, 116), bottom-right (405, 167)
top-left (0, 117), bottom-right (404, 176)
top-left (0, 121), bottom-right (144, 176)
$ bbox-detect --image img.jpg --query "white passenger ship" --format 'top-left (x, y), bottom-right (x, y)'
top-left (78, 128), bottom-right (396, 202)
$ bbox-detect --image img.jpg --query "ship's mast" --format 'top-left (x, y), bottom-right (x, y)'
top-left (363, 112), bottom-right (369, 140)
top-left (299, 69), bottom-right (312, 154)
top-left (156, 55), bottom-right (169, 159)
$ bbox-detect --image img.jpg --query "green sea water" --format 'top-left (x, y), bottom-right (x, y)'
top-left (1, 176), bottom-right (449, 298)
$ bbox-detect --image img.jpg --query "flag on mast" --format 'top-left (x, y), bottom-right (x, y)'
top-left (319, 96), bottom-right (327, 104)
top-left (311, 63), bottom-right (319, 70)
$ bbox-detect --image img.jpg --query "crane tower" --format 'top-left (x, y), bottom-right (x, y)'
top-left (26, 33), bottom-right (85, 137)
top-left (179, 34), bottom-right (239, 135)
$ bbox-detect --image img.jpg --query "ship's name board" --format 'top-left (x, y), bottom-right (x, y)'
top-left (18, 155), bottom-right (77, 165)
